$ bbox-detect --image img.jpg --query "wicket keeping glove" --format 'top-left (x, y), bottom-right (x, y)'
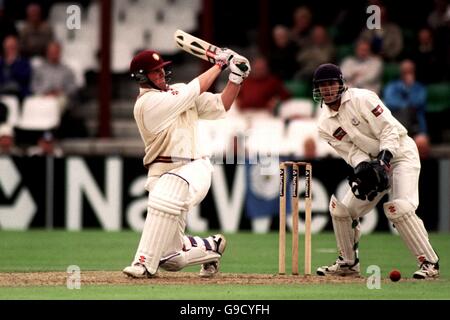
top-left (348, 161), bottom-right (380, 201)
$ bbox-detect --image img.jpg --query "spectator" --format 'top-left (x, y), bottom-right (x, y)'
top-left (383, 60), bottom-right (430, 158)
top-left (303, 136), bottom-right (317, 160)
top-left (26, 131), bottom-right (63, 157)
top-left (235, 56), bottom-right (292, 115)
top-left (0, 35), bottom-right (32, 101)
top-left (427, 0), bottom-right (450, 30)
top-left (0, 126), bottom-right (15, 154)
top-left (31, 41), bottom-right (78, 112)
top-left (19, 3), bottom-right (54, 57)
top-left (290, 6), bottom-right (313, 49)
top-left (268, 25), bottom-right (299, 80)
top-left (0, 101), bottom-right (20, 155)
top-left (295, 25), bottom-right (335, 81)
top-left (414, 133), bottom-right (431, 160)
top-left (359, 5), bottom-right (403, 61)
top-left (0, 1), bottom-right (18, 45)
top-left (412, 27), bottom-right (443, 83)
top-left (340, 39), bottom-right (383, 94)
top-left (341, 40), bottom-right (383, 94)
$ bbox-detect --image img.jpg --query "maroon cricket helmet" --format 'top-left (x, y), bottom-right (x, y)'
top-left (129, 50), bottom-right (171, 74)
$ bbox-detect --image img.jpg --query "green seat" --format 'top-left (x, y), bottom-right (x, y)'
top-left (284, 80), bottom-right (311, 98)
top-left (382, 63), bottom-right (400, 85)
top-left (336, 44), bottom-right (354, 63)
top-left (327, 26), bottom-right (339, 42)
top-left (401, 28), bottom-right (416, 57)
top-left (427, 82), bottom-right (450, 113)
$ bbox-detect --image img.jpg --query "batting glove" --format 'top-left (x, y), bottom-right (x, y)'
top-left (228, 55), bottom-right (251, 85)
top-left (215, 48), bottom-right (235, 70)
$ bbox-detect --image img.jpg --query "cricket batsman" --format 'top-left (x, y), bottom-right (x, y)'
top-left (313, 63), bottom-right (439, 279)
top-left (123, 49), bottom-right (250, 278)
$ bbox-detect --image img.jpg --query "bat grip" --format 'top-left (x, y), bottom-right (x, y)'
top-left (236, 63), bottom-right (249, 72)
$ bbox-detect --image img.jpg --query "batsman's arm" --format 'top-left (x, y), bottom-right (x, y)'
top-left (197, 64), bottom-right (222, 94)
top-left (221, 82), bottom-right (241, 111)
top-left (221, 55), bottom-right (251, 110)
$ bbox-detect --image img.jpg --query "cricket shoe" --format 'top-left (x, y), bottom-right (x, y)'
top-left (413, 261), bottom-right (439, 279)
top-left (123, 263), bottom-right (154, 278)
top-left (199, 234), bottom-right (227, 278)
top-left (316, 256), bottom-right (360, 276)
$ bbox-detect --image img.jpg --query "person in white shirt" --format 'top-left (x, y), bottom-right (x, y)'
top-left (122, 49), bottom-right (250, 278)
top-left (313, 63), bottom-right (439, 279)
top-left (340, 39), bottom-right (383, 95)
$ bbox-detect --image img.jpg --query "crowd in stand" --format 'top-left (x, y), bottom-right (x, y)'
top-left (0, 2), bottom-right (77, 156)
top-left (234, 1), bottom-right (450, 159)
top-left (0, 0), bottom-right (449, 159)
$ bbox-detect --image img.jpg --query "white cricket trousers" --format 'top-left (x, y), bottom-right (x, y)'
top-left (145, 158), bottom-right (214, 255)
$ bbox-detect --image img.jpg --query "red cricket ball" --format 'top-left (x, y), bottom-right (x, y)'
top-left (389, 269), bottom-right (401, 282)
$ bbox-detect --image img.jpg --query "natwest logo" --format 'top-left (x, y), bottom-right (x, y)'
top-left (0, 158), bottom-right (36, 229)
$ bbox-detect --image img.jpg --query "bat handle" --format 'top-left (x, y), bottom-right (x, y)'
top-left (236, 62), bottom-right (249, 72)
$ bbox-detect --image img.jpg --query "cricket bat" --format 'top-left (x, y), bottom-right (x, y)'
top-left (174, 29), bottom-right (222, 64)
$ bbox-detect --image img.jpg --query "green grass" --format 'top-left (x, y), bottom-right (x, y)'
top-left (2, 282), bottom-right (450, 300)
top-left (0, 230), bottom-right (449, 299)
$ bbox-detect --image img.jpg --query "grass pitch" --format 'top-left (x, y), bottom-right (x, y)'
top-left (0, 230), bottom-right (449, 300)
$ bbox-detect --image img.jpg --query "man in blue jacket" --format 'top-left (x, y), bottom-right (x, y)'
top-left (383, 60), bottom-right (430, 158)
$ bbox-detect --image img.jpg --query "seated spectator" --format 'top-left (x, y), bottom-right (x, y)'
top-left (359, 5), bottom-right (403, 61)
top-left (0, 35), bottom-right (32, 101)
top-left (295, 25), bottom-right (335, 81)
top-left (19, 3), bottom-right (54, 58)
top-left (235, 56), bottom-right (292, 115)
top-left (31, 41), bottom-right (78, 112)
top-left (26, 131), bottom-right (63, 157)
top-left (290, 6), bottom-right (313, 49)
top-left (340, 39), bottom-right (383, 94)
top-left (414, 133), bottom-right (431, 160)
top-left (268, 25), bottom-right (299, 81)
top-left (383, 60), bottom-right (430, 158)
top-left (412, 27), bottom-right (443, 84)
top-left (303, 136), bottom-right (317, 160)
top-left (0, 126), bottom-right (15, 154)
top-left (0, 101), bottom-right (20, 155)
top-left (427, 0), bottom-right (450, 30)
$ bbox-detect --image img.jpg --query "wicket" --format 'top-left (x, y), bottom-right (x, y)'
top-left (279, 161), bottom-right (312, 276)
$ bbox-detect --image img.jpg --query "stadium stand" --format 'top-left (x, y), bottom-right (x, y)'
top-left (1, 0), bottom-right (448, 157)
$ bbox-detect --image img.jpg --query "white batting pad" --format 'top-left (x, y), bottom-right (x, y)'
top-left (384, 200), bottom-right (439, 264)
top-left (329, 195), bottom-right (360, 264)
top-left (133, 173), bottom-right (189, 274)
top-left (159, 235), bottom-right (221, 271)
